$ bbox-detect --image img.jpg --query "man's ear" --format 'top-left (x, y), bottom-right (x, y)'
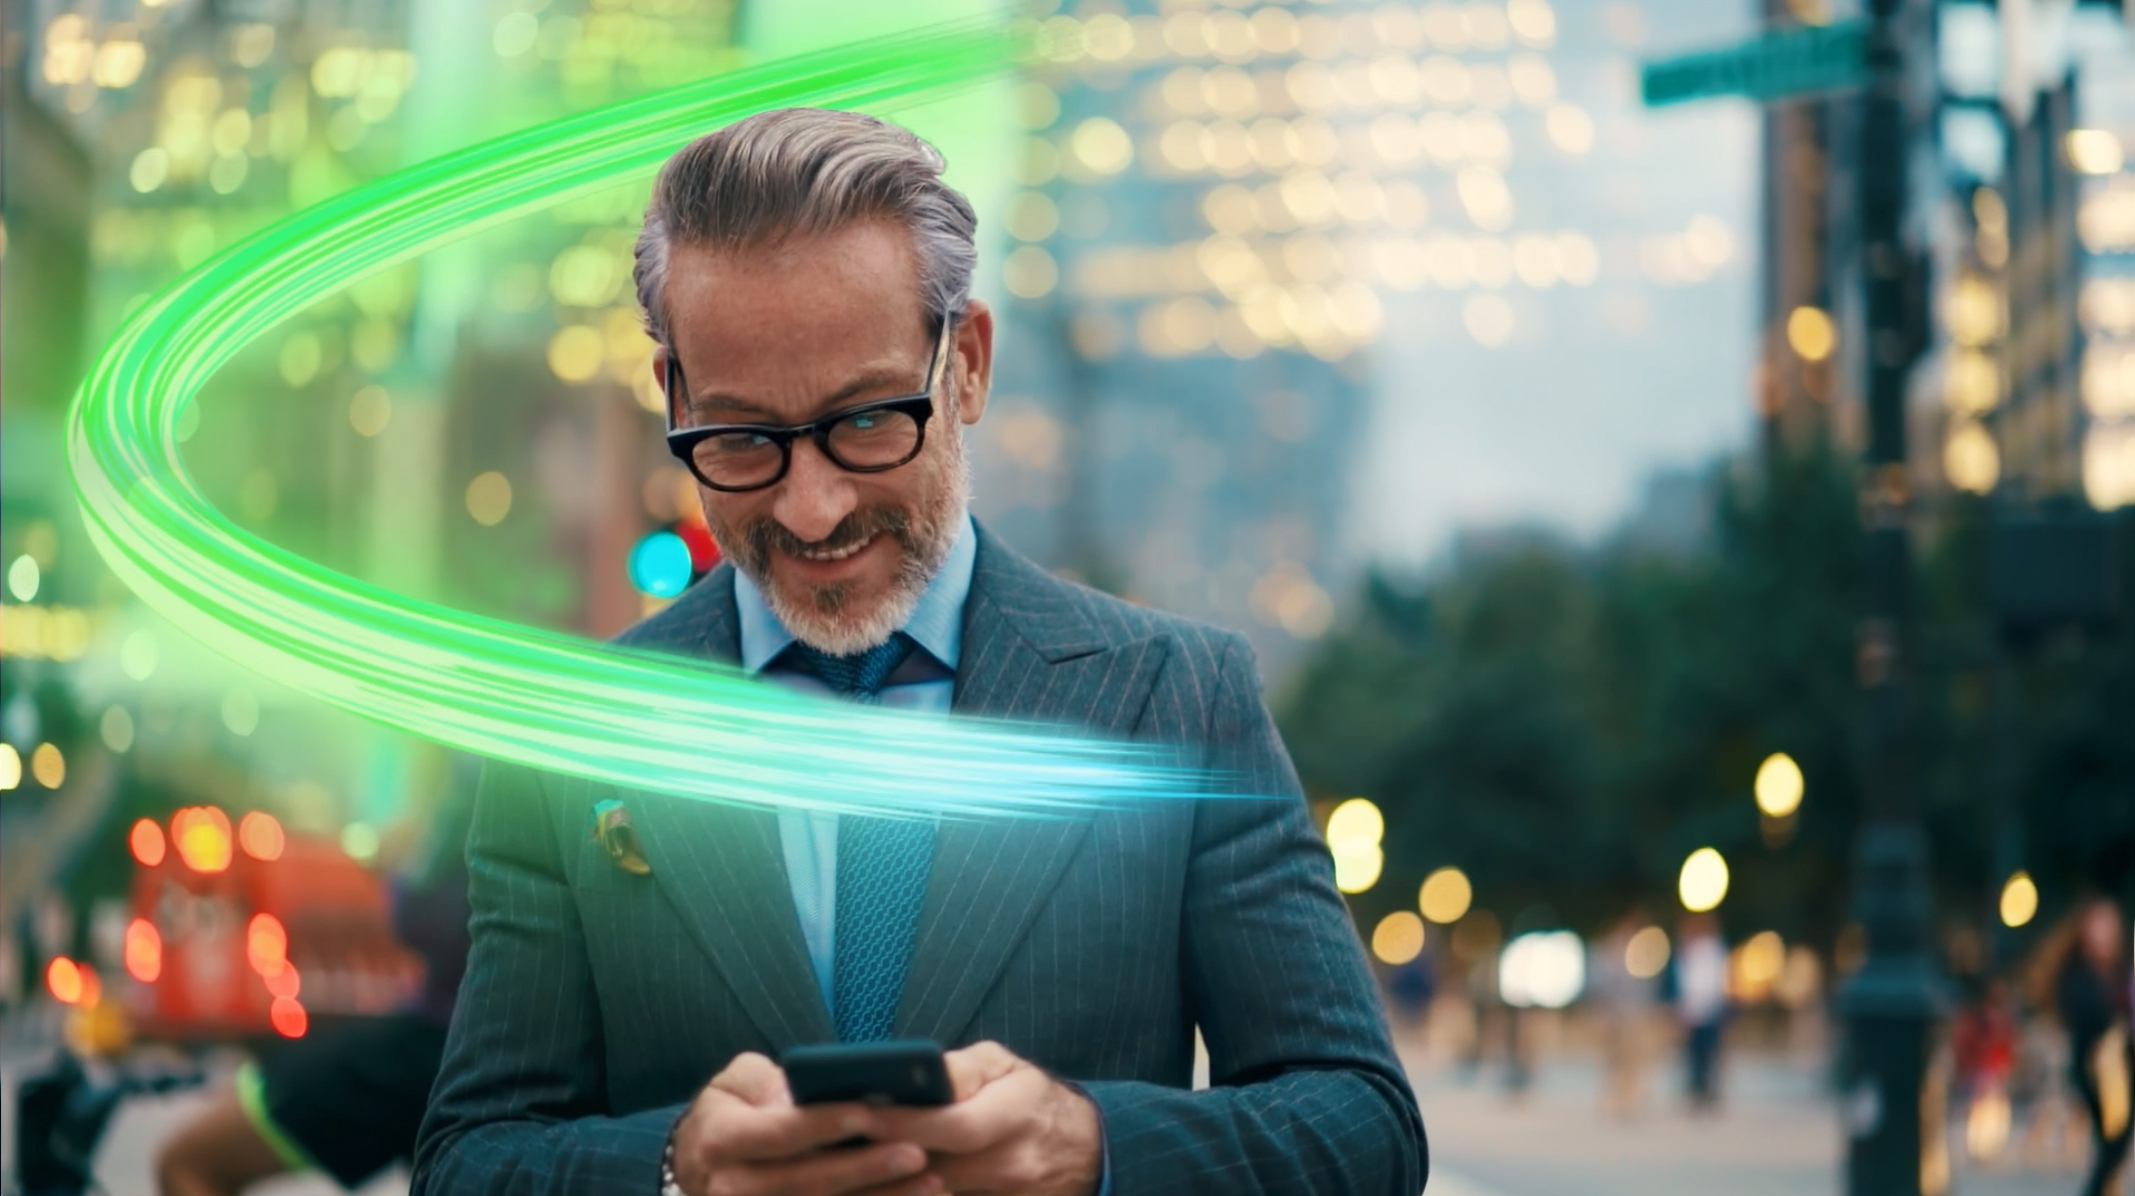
top-left (952, 300), bottom-right (994, 426)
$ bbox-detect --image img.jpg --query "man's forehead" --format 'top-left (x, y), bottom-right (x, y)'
top-left (666, 223), bottom-right (921, 326)
top-left (662, 235), bottom-right (937, 416)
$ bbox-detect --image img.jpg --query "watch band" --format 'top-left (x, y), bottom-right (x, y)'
top-left (660, 1134), bottom-right (686, 1196)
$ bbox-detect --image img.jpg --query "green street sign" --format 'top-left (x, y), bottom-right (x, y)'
top-left (1641, 20), bottom-right (1868, 108)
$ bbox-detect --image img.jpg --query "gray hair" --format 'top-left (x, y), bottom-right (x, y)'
top-left (633, 108), bottom-right (978, 350)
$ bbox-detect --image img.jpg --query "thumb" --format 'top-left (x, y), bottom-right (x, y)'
top-left (943, 1040), bottom-right (1023, 1102)
top-left (711, 1051), bottom-right (793, 1107)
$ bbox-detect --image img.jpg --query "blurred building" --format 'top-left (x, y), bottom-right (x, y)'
top-left (2, 0), bottom-right (736, 1004)
top-left (975, 0), bottom-right (1602, 672)
top-left (1925, 1), bottom-right (2134, 510)
top-left (1754, 0), bottom-right (1847, 451)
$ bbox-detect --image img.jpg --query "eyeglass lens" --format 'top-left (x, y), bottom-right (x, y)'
top-left (691, 406), bottom-right (923, 489)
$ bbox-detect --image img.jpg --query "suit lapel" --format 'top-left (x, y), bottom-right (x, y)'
top-left (895, 531), bottom-right (1173, 1044)
top-left (626, 568), bottom-right (836, 1050)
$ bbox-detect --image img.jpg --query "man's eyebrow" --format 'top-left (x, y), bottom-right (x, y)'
top-left (686, 366), bottom-right (920, 422)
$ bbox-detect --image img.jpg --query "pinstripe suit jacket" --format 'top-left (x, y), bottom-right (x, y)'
top-left (411, 526), bottom-right (1426, 1196)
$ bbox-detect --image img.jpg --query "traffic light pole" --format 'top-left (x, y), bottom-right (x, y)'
top-left (1840, 1), bottom-right (1947, 1194)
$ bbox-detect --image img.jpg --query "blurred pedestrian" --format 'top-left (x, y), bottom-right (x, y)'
top-left (2043, 897), bottom-right (2132, 1196)
top-left (155, 757), bottom-right (476, 1196)
top-left (1674, 911), bottom-right (1728, 1113)
top-left (1952, 976), bottom-right (2019, 1161)
top-left (1385, 949), bottom-right (1436, 1036)
top-left (1590, 910), bottom-right (1659, 1119)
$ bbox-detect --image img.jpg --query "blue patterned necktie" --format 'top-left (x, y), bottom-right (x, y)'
top-left (781, 634), bottom-right (937, 1042)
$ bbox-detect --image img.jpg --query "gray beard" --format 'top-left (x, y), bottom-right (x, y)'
top-left (721, 438), bottom-right (969, 658)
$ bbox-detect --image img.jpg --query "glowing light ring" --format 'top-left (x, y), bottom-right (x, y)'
top-left (70, 26), bottom-right (1217, 820)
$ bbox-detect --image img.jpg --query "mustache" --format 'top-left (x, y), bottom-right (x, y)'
top-left (742, 504), bottom-right (912, 561)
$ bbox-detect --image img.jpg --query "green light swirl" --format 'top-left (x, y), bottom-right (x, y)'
top-left (69, 25), bottom-right (1211, 819)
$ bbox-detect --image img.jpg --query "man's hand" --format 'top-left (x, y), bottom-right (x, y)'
top-left (668, 1053), bottom-right (940, 1196)
top-left (867, 1042), bottom-right (1102, 1196)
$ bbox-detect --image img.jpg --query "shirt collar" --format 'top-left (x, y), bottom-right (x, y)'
top-left (733, 511), bottom-right (976, 675)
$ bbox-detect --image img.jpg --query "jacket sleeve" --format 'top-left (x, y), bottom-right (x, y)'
top-left (1079, 633), bottom-right (1428, 1196)
top-left (410, 760), bottom-right (682, 1196)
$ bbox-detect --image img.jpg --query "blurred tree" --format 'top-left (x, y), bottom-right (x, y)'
top-left (1276, 443), bottom-right (2135, 956)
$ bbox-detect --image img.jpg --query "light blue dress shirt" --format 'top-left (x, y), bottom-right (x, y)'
top-left (733, 512), bottom-right (975, 1017)
top-left (734, 512), bottom-right (1112, 1193)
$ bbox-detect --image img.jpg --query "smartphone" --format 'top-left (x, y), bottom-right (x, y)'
top-left (781, 1039), bottom-right (954, 1107)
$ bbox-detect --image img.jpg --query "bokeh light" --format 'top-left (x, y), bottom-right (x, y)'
top-left (1729, 929), bottom-right (1786, 1002)
top-left (628, 531), bottom-right (694, 599)
top-left (1624, 925), bottom-right (1671, 979)
top-left (247, 912), bottom-right (288, 976)
top-left (129, 817), bottom-right (166, 867)
top-left (270, 996), bottom-right (309, 1038)
top-left (124, 919), bottom-right (162, 983)
top-left (6, 555), bottom-right (40, 601)
top-left (1418, 866), bottom-right (1473, 923)
top-left (1785, 305), bottom-right (1835, 362)
top-left (101, 706), bottom-right (135, 753)
top-left (1326, 797), bottom-right (1384, 894)
top-left (341, 821), bottom-right (380, 862)
top-left (1371, 910), bottom-right (1426, 964)
top-left (465, 471), bottom-right (514, 526)
top-left (1678, 847), bottom-right (1729, 912)
top-left (46, 957), bottom-right (84, 1005)
top-left (1499, 930), bottom-right (1584, 1008)
top-left (0, 745), bottom-right (19, 791)
top-left (2066, 128), bottom-right (2125, 176)
top-left (29, 743), bottom-right (66, 788)
top-left (173, 806), bottom-right (234, 874)
top-left (239, 810), bottom-right (286, 861)
top-left (1753, 751), bottom-right (1804, 818)
top-left (1998, 870), bottom-right (2038, 928)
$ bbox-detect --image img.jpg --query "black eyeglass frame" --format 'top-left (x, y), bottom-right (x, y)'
top-left (662, 324), bottom-right (951, 494)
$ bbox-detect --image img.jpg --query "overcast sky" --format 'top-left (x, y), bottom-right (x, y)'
top-left (1350, 0), bottom-right (1763, 568)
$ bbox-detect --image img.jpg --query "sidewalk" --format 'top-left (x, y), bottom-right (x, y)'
top-left (1405, 1041), bottom-right (2088, 1196)
top-left (28, 1027), bottom-right (2101, 1196)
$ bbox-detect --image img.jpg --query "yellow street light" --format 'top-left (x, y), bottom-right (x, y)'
top-left (1418, 866), bottom-right (1473, 923)
top-left (1754, 752), bottom-right (1804, 818)
top-left (1678, 847), bottom-right (1729, 912)
top-left (1327, 797), bottom-right (1384, 895)
top-left (1998, 871), bottom-right (2038, 928)
top-left (1371, 911), bottom-right (1426, 964)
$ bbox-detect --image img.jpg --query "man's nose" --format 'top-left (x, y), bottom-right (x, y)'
top-left (770, 439), bottom-right (859, 543)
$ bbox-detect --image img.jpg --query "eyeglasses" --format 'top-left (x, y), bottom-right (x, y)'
top-left (663, 324), bottom-right (948, 493)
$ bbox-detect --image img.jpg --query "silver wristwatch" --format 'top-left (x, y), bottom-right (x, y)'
top-left (659, 1136), bottom-right (686, 1196)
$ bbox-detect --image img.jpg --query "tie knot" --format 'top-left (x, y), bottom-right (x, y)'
top-left (782, 634), bottom-right (916, 699)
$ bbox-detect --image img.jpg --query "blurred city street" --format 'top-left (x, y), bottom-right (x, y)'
top-left (20, 1031), bottom-right (2096, 1196)
top-left (5, 0), bottom-right (2133, 1193)
top-left (1408, 1050), bottom-right (2085, 1196)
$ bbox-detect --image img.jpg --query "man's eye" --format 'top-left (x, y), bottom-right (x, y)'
top-left (711, 431), bottom-right (771, 452)
top-left (848, 414), bottom-right (880, 431)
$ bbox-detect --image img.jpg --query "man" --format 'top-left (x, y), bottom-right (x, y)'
top-left (412, 108), bottom-right (1426, 1196)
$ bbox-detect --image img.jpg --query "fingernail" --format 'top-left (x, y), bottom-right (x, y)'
top-left (892, 1145), bottom-right (926, 1172)
top-left (841, 1113), bottom-right (869, 1135)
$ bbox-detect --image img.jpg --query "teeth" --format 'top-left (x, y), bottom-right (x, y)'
top-left (795, 535), bottom-right (873, 563)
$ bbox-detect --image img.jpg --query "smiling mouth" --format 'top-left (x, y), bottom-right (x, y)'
top-left (790, 534), bottom-right (877, 564)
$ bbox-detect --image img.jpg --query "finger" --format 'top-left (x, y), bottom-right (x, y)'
top-left (927, 1142), bottom-right (1017, 1192)
top-left (843, 1174), bottom-right (947, 1196)
top-left (942, 1041), bottom-right (1023, 1102)
top-left (869, 1068), bottom-right (1037, 1154)
top-left (712, 1052), bottom-right (792, 1108)
top-left (711, 1103), bottom-right (884, 1163)
top-left (726, 1140), bottom-right (929, 1196)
